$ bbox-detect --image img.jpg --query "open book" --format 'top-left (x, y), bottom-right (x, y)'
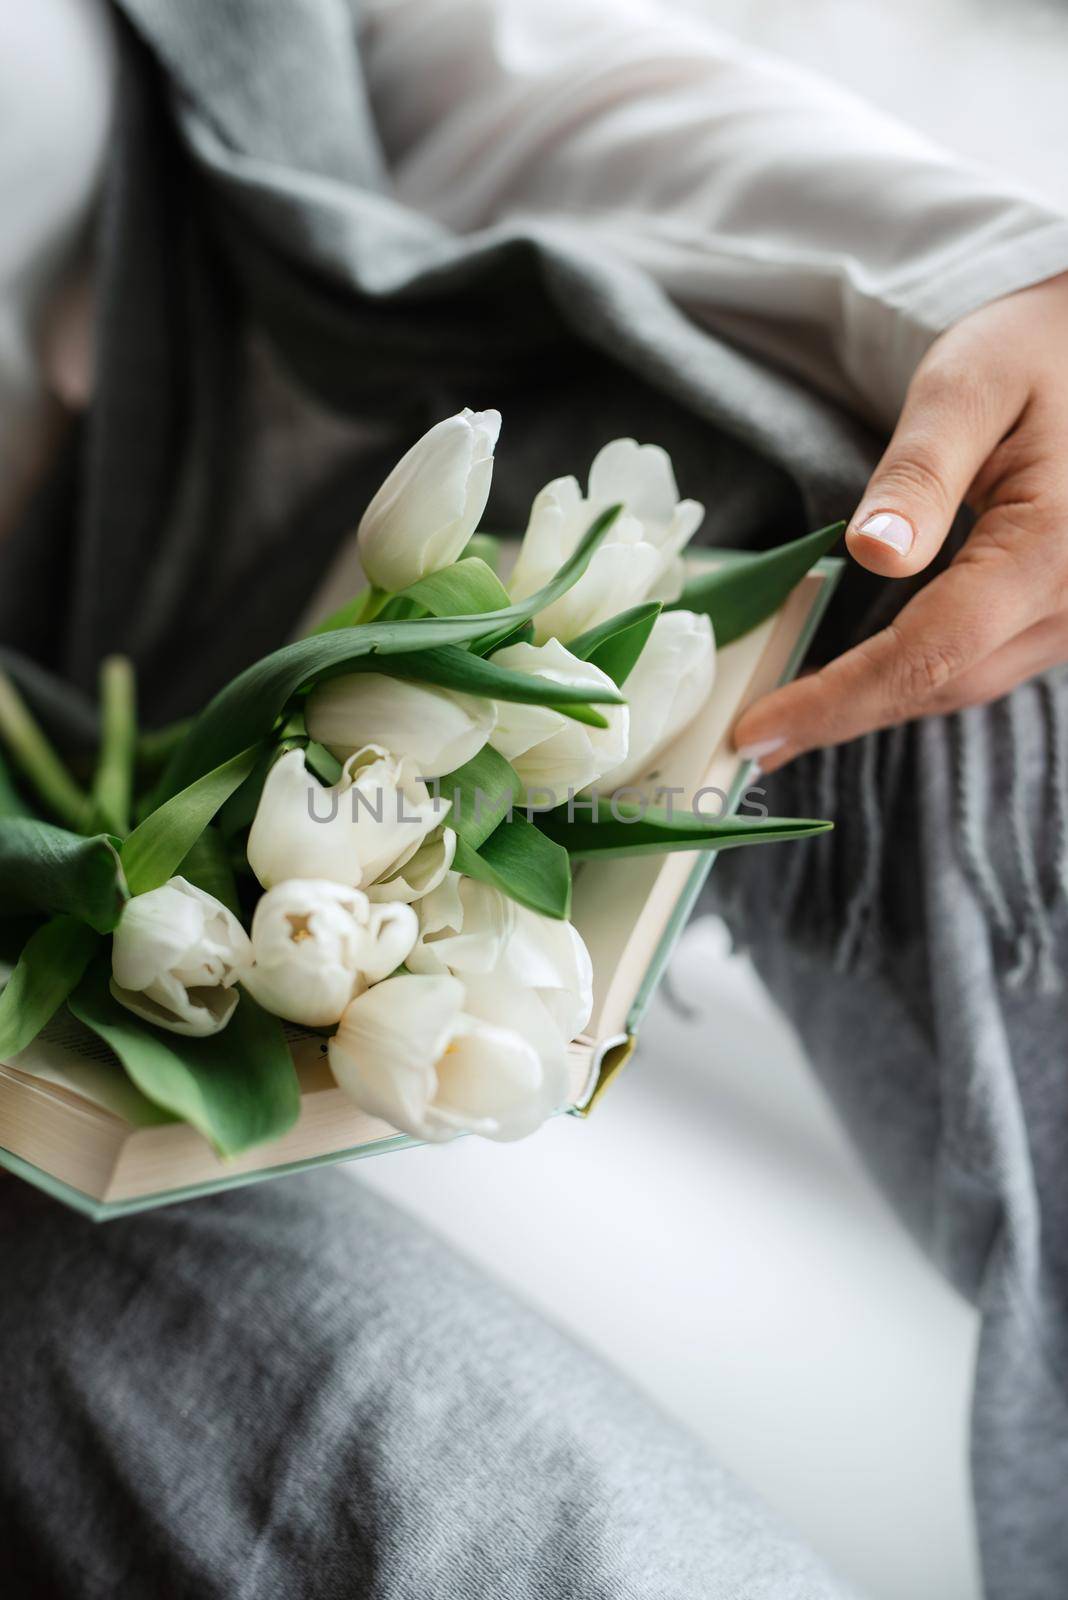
top-left (0, 555), bottom-right (840, 1218)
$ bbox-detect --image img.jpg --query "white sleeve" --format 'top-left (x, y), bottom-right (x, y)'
top-left (0, 0), bottom-right (115, 528)
top-left (360, 0), bottom-right (1068, 431)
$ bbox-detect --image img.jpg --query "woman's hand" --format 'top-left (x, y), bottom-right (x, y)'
top-left (733, 271), bottom-right (1068, 772)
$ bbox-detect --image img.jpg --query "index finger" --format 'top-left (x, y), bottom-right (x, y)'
top-left (732, 538), bottom-right (1043, 770)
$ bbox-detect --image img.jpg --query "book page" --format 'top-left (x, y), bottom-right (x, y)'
top-left (5, 1004), bottom-right (330, 1124)
top-left (10, 1011), bottom-right (169, 1125)
top-left (572, 573), bottom-right (825, 1044)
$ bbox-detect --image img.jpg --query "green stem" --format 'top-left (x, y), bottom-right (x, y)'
top-left (92, 655), bottom-right (137, 836)
top-left (359, 586), bottom-right (390, 624)
top-left (0, 671), bottom-right (92, 832)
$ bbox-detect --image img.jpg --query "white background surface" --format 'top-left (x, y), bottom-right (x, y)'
top-left (681, 0), bottom-right (1068, 212)
top-left (362, 4), bottom-right (1068, 1596)
top-left (359, 923), bottom-right (981, 1600)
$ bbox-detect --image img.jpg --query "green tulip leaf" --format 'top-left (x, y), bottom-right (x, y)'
top-left (176, 827), bottom-right (243, 918)
top-left (123, 745), bottom-right (261, 895)
top-left (396, 557), bottom-right (512, 618)
top-left (557, 703), bottom-right (610, 729)
top-left (454, 815), bottom-right (572, 921)
top-left (214, 744), bottom-right (282, 841)
top-left (569, 602), bottom-right (662, 686)
top-left (375, 596), bottom-right (423, 623)
top-left (0, 819), bottom-right (127, 932)
top-left (468, 619), bottom-right (535, 658)
top-left (311, 587), bottom-right (382, 634)
top-left (437, 746), bottom-right (523, 851)
top-left (672, 522), bottom-right (844, 646)
top-left (330, 644), bottom-right (622, 715)
top-left (70, 962), bottom-right (301, 1158)
top-left (0, 916), bottom-right (101, 1060)
top-left (316, 558), bottom-right (513, 632)
top-left (156, 507), bottom-right (622, 800)
top-left (538, 798), bottom-right (832, 860)
top-left (461, 533), bottom-right (502, 572)
top-left (303, 740), bottom-right (344, 787)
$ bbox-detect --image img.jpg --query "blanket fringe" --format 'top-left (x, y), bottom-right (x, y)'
top-left (709, 673), bottom-right (1068, 995)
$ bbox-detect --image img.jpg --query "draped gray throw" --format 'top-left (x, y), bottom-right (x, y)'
top-left (3, 4), bottom-right (1068, 1595)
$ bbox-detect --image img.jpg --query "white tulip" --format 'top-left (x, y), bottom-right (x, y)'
top-left (407, 873), bottom-right (516, 979)
top-left (357, 408), bottom-right (502, 592)
top-left (364, 825), bottom-right (457, 905)
top-left (247, 747), bottom-right (446, 892)
top-left (111, 877), bottom-right (252, 1038)
top-left (597, 610), bottom-right (716, 791)
top-left (509, 438), bottom-right (704, 643)
top-left (306, 672), bottom-right (496, 776)
top-left (242, 880), bottom-right (417, 1028)
top-left (329, 972), bottom-right (569, 1143)
top-left (498, 905), bottom-right (594, 1042)
top-left (487, 639), bottom-right (629, 797)
top-left (410, 873), bottom-right (594, 1042)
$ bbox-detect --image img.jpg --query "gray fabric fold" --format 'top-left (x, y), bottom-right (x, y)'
top-left (0, 1171), bottom-right (860, 1600)
top-left (0, 2), bottom-right (880, 717)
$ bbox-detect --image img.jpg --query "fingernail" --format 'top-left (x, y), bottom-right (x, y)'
top-left (737, 736), bottom-right (787, 762)
top-left (854, 511), bottom-right (914, 555)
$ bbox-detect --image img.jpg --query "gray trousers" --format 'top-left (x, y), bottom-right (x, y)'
top-left (0, 1171), bottom-right (856, 1600)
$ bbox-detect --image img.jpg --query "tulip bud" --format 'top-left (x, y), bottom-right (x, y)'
top-left (364, 825), bottom-right (457, 905)
top-left (329, 972), bottom-right (569, 1143)
top-left (357, 408), bottom-right (502, 592)
top-left (242, 880), bottom-right (417, 1027)
top-left (498, 904), bottom-right (594, 1043)
top-left (247, 747), bottom-right (446, 892)
top-left (409, 873), bottom-right (593, 1042)
top-left (597, 610), bottom-right (716, 791)
top-left (306, 672), bottom-right (496, 777)
top-left (487, 639), bottom-right (629, 797)
top-left (111, 877), bottom-right (252, 1037)
top-left (509, 438), bottom-right (703, 642)
top-left (407, 873), bottom-right (516, 978)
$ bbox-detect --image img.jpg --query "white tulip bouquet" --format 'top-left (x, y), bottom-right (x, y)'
top-left (0, 410), bottom-right (839, 1158)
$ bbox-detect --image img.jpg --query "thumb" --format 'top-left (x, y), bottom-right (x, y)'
top-left (847, 359), bottom-right (1023, 579)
